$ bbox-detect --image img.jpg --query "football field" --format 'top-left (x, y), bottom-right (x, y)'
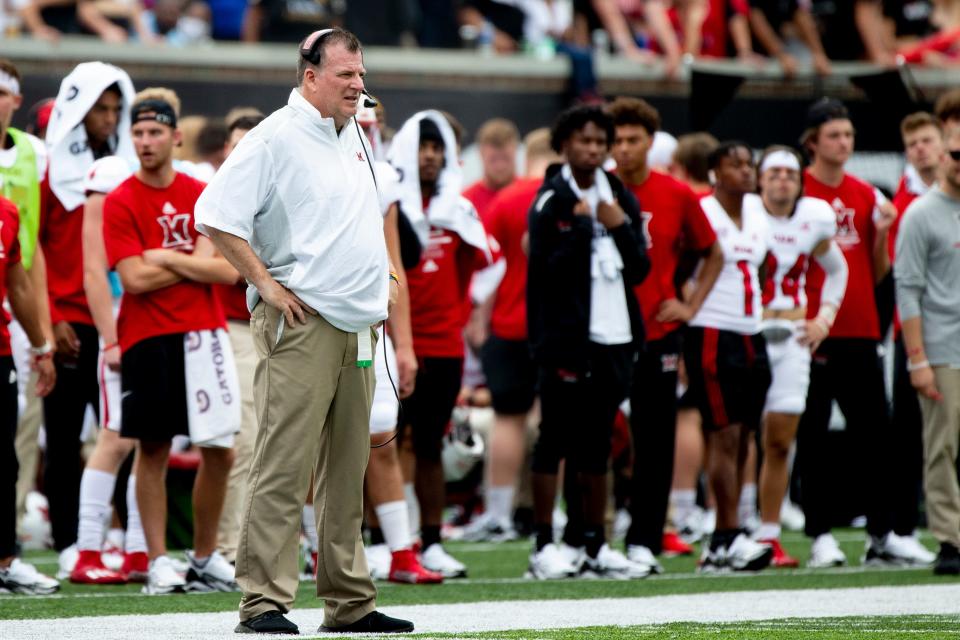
top-left (3, 530), bottom-right (959, 639)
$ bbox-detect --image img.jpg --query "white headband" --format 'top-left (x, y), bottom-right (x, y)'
top-left (0, 71), bottom-right (20, 97)
top-left (760, 149), bottom-right (801, 174)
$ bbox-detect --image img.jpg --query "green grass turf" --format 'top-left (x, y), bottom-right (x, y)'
top-left (3, 530), bottom-right (957, 621)
top-left (306, 615), bottom-right (960, 640)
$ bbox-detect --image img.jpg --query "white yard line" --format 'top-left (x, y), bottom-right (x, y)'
top-left (1, 583), bottom-right (959, 639)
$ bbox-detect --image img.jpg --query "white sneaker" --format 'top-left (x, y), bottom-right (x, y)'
top-left (612, 509), bottom-right (631, 541)
top-left (726, 534), bottom-right (772, 571)
top-left (185, 551), bottom-right (238, 592)
top-left (0, 558), bottom-right (60, 595)
top-left (527, 543), bottom-right (577, 580)
top-left (56, 544), bottom-right (78, 580)
top-left (780, 500), bottom-right (806, 532)
top-left (421, 543), bottom-right (467, 578)
top-left (364, 543), bottom-right (391, 580)
top-left (556, 543), bottom-right (585, 573)
top-left (626, 544), bottom-right (664, 575)
top-left (461, 513), bottom-right (518, 543)
top-left (808, 533), bottom-right (846, 568)
top-left (676, 508), bottom-right (705, 544)
top-left (865, 532), bottom-right (935, 567)
top-left (582, 544), bottom-right (650, 579)
top-left (143, 555), bottom-right (187, 595)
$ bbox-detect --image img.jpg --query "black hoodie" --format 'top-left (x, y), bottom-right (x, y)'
top-left (527, 163), bottom-right (650, 373)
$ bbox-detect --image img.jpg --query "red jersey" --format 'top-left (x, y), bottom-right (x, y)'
top-left (215, 283), bottom-right (250, 321)
top-left (803, 170), bottom-right (880, 340)
top-left (40, 181), bottom-right (94, 326)
top-left (0, 198), bottom-right (22, 355)
top-left (626, 171), bottom-right (716, 342)
top-left (407, 208), bottom-right (488, 358)
top-left (484, 177), bottom-right (541, 341)
top-left (103, 172), bottom-right (224, 352)
top-left (463, 180), bottom-right (506, 222)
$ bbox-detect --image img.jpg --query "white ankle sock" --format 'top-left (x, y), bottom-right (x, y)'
top-left (77, 469), bottom-right (115, 552)
top-left (125, 475), bottom-right (148, 554)
top-left (755, 522), bottom-right (781, 541)
top-left (403, 483), bottom-right (420, 537)
top-left (375, 501), bottom-right (412, 552)
top-left (486, 486), bottom-right (515, 524)
top-left (670, 489), bottom-right (696, 527)
top-left (302, 505), bottom-right (319, 552)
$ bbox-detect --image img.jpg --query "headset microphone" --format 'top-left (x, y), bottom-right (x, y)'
top-left (361, 90), bottom-right (379, 109)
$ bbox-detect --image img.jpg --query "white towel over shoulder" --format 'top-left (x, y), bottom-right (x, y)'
top-left (184, 328), bottom-right (240, 449)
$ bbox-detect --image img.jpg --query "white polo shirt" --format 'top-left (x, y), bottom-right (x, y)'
top-left (195, 89), bottom-right (389, 333)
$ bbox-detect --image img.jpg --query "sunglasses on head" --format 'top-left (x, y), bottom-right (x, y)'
top-left (950, 149), bottom-right (960, 161)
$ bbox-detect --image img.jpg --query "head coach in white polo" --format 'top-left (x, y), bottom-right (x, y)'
top-left (195, 28), bottom-right (411, 635)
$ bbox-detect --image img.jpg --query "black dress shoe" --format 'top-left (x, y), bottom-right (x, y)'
top-left (935, 543), bottom-right (960, 576)
top-left (319, 611), bottom-right (414, 633)
top-left (235, 610), bottom-right (300, 634)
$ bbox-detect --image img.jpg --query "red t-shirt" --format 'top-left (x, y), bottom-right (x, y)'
top-left (484, 177), bottom-right (541, 341)
top-left (407, 210), bottom-right (488, 358)
top-left (463, 180), bottom-right (506, 222)
top-left (626, 171), bottom-right (717, 342)
top-left (803, 170), bottom-right (880, 340)
top-left (657, 0), bottom-right (749, 57)
top-left (214, 283), bottom-right (250, 321)
top-left (40, 181), bottom-right (94, 326)
top-left (0, 198), bottom-right (22, 356)
top-left (103, 172), bottom-right (224, 352)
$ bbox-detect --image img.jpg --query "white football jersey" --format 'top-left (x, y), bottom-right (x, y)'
top-left (690, 193), bottom-right (769, 335)
top-left (762, 196), bottom-right (837, 311)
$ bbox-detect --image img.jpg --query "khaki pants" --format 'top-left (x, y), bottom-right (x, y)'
top-left (237, 302), bottom-right (377, 627)
top-left (919, 366), bottom-right (960, 549)
top-left (216, 319), bottom-right (258, 562)
top-left (15, 371), bottom-right (42, 535)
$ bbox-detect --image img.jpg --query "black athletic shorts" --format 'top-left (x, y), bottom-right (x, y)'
top-left (120, 333), bottom-right (189, 442)
top-left (481, 335), bottom-right (537, 415)
top-left (682, 326), bottom-right (771, 432)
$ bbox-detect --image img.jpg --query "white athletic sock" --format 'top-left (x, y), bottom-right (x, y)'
top-left (738, 483), bottom-right (757, 527)
top-left (375, 501), bottom-right (412, 552)
top-left (756, 522), bottom-right (781, 541)
top-left (486, 486), bottom-right (515, 524)
top-left (77, 469), bottom-right (115, 552)
top-left (124, 475), bottom-right (148, 554)
top-left (670, 489), bottom-right (696, 527)
top-left (302, 505), bottom-right (319, 552)
top-left (403, 483), bottom-right (420, 537)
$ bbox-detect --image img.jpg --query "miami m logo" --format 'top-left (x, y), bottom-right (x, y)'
top-left (157, 213), bottom-right (194, 250)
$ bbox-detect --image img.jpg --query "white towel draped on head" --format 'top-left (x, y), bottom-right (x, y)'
top-left (46, 62), bottom-right (136, 211)
top-left (386, 109), bottom-right (489, 256)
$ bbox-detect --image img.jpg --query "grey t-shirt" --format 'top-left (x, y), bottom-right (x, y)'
top-left (894, 187), bottom-right (960, 366)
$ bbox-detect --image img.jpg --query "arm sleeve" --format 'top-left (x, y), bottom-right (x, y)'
top-left (813, 241), bottom-right (847, 310)
top-left (194, 136), bottom-right (274, 240)
top-left (894, 205), bottom-right (928, 322)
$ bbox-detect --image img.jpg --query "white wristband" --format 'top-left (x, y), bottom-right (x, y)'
top-left (29, 341), bottom-right (53, 357)
top-left (907, 359), bottom-right (930, 372)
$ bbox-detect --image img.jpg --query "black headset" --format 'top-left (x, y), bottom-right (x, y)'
top-left (299, 28), bottom-right (379, 108)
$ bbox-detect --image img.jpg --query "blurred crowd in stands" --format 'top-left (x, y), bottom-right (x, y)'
top-left (2, 1), bottom-right (960, 75)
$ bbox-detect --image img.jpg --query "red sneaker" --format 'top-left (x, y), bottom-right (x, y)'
top-left (388, 548), bottom-right (443, 584)
top-left (758, 538), bottom-right (799, 568)
top-left (70, 550), bottom-right (127, 584)
top-left (120, 551), bottom-right (149, 583)
top-left (662, 531), bottom-right (695, 557)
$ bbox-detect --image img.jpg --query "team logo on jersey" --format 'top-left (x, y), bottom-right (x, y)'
top-left (157, 206), bottom-right (194, 250)
top-left (661, 353), bottom-right (679, 373)
top-left (641, 211), bottom-right (653, 248)
top-left (831, 198), bottom-right (859, 246)
top-left (422, 259), bottom-right (439, 273)
top-left (356, 151), bottom-right (364, 162)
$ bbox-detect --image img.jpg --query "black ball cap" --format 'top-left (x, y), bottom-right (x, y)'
top-left (805, 97), bottom-right (849, 130)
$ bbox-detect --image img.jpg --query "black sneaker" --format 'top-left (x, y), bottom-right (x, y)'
top-left (318, 611), bottom-right (414, 634)
top-left (235, 610), bottom-right (299, 634)
top-left (935, 543), bottom-right (960, 576)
